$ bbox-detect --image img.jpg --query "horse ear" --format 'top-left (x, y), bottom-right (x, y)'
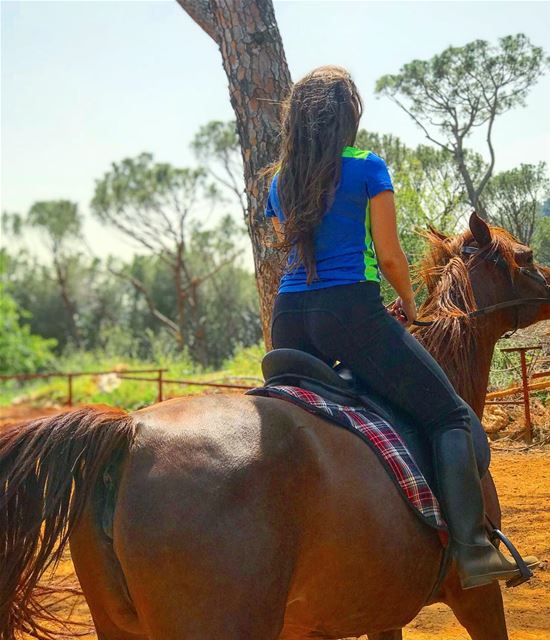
top-left (427, 224), bottom-right (448, 241)
top-left (469, 211), bottom-right (492, 247)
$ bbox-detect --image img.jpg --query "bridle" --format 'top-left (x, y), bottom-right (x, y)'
top-left (412, 244), bottom-right (550, 337)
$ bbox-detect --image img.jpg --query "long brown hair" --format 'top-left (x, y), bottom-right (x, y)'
top-left (262, 65), bottom-right (363, 284)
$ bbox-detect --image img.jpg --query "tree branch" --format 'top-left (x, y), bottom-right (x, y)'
top-left (475, 106), bottom-right (498, 201)
top-left (388, 95), bottom-right (453, 153)
top-left (184, 250), bottom-right (242, 292)
top-left (102, 215), bottom-right (176, 267)
top-left (176, 0), bottom-right (220, 44)
top-left (109, 267), bottom-right (181, 336)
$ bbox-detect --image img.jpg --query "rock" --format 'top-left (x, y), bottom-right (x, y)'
top-left (483, 405), bottom-right (509, 435)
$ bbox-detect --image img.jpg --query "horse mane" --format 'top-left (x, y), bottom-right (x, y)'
top-left (410, 224), bottom-right (519, 389)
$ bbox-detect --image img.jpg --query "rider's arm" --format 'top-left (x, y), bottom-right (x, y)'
top-left (370, 190), bottom-right (415, 304)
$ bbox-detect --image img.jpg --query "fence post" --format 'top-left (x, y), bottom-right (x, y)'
top-left (157, 369), bottom-right (163, 403)
top-left (500, 345), bottom-right (541, 443)
top-left (67, 374), bottom-right (74, 407)
top-left (519, 349), bottom-right (532, 443)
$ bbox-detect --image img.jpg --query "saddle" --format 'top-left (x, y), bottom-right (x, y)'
top-left (262, 348), bottom-right (490, 488)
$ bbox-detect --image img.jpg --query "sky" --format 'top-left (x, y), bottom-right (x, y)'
top-left (2, 0), bottom-right (550, 265)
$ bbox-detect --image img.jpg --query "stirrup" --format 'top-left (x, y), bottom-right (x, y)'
top-left (489, 528), bottom-right (536, 587)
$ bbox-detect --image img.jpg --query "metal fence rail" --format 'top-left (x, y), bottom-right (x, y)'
top-left (0, 368), bottom-right (260, 406)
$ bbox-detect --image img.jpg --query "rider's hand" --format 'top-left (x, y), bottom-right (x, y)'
top-left (387, 297), bottom-right (417, 327)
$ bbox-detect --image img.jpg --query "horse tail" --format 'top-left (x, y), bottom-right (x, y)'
top-left (0, 405), bottom-right (136, 640)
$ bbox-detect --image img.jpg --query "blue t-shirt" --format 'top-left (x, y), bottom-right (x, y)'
top-left (265, 146), bottom-right (394, 293)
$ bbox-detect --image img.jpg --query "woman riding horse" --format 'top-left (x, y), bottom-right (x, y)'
top-left (261, 64), bottom-right (537, 589)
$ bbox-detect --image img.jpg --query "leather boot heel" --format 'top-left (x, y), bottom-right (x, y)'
top-left (454, 541), bottom-right (535, 589)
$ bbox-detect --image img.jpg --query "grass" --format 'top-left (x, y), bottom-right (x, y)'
top-left (0, 344), bottom-right (266, 411)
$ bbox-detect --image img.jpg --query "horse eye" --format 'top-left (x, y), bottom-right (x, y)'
top-left (519, 252), bottom-right (534, 265)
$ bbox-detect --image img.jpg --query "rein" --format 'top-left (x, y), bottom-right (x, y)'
top-left (412, 244), bottom-right (550, 335)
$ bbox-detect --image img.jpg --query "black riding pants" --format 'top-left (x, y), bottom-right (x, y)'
top-left (271, 280), bottom-right (474, 440)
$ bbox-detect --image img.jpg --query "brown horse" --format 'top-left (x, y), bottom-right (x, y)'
top-left (1, 213), bottom-right (549, 640)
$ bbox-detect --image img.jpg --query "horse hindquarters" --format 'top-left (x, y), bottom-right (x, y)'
top-left (108, 397), bottom-right (303, 640)
top-left (92, 395), bottom-right (443, 639)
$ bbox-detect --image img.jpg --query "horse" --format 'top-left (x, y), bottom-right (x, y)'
top-left (1, 213), bottom-right (549, 640)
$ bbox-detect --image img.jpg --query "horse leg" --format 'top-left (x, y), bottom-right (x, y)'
top-left (481, 470), bottom-right (502, 528)
top-left (367, 631), bottom-right (403, 639)
top-left (430, 464), bottom-right (508, 640)
top-left (69, 498), bottom-right (148, 640)
top-left (442, 572), bottom-right (508, 640)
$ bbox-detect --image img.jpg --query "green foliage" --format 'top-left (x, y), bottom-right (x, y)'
top-left (89, 151), bottom-right (253, 364)
top-left (190, 120), bottom-right (247, 222)
top-left (27, 200), bottom-right (82, 246)
top-left (5, 200), bottom-right (85, 348)
top-left (5, 246), bottom-right (261, 368)
top-left (375, 34), bottom-right (549, 212)
top-left (191, 120), bottom-right (240, 161)
top-left (0, 280), bottom-right (57, 374)
top-left (375, 35), bottom-right (549, 150)
top-left (91, 152), bottom-right (211, 246)
top-left (221, 342), bottom-right (264, 379)
top-left (0, 345), bottom-right (266, 409)
top-left (532, 216), bottom-right (550, 266)
top-left (485, 162), bottom-right (550, 244)
top-left (1, 211), bottom-right (24, 236)
top-left (6, 250), bottom-right (113, 353)
top-left (355, 129), bottom-right (471, 262)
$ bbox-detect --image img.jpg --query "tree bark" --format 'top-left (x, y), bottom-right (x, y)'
top-left (177, 0), bottom-right (291, 348)
top-left (174, 245), bottom-right (187, 350)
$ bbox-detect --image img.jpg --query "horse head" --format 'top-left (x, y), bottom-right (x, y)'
top-left (413, 213), bottom-right (550, 403)
top-left (465, 211), bottom-right (550, 330)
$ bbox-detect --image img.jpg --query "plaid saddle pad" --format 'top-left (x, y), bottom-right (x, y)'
top-left (246, 384), bottom-right (446, 531)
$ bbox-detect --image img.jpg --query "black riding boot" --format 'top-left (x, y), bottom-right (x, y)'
top-left (433, 428), bottom-right (538, 590)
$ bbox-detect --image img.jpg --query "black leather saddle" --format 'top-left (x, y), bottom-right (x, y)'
top-left (262, 348), bottom-right (490, 487)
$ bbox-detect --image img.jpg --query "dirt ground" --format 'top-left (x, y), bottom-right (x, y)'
top-left (2, 407), bottom-right (549, 640)
top-left (402, 450), bottom-right (550, 640)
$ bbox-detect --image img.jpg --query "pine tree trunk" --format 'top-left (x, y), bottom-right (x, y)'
top-left (174, 251), bottom-right (187, 351)
top-left (455, 145), bottom-right (488, 220)
top-left (176, 0), bottom-right (291, 348)
top-left (53, 258), bottom-right (82, 349)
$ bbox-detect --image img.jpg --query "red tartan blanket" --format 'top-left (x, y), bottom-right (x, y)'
top-left (247, 384), bottom-right (447, 532)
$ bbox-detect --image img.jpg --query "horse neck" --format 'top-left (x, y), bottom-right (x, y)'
top-left (454, 324), bottom-right (497, 417)
top-left (417, 319), bottom-right (504, 418)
